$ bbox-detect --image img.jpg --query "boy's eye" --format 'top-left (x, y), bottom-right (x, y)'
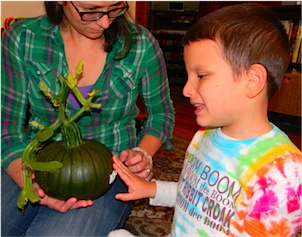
top-left (198, 74), bottom-right (206, 80)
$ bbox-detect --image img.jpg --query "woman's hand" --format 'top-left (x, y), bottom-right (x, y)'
top-left (32, 182), bottom-right (93, 213)
top-left (113, 155), bottom-right (156, 201)
top-left (119, 149), bottom-right (153, 181)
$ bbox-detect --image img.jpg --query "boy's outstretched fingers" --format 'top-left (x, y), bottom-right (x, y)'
top-left (112, 155), bottom-right (132, 180)
top-left (112, 154), bottom-right (156, 201)
top-left (112, 154), bottom-right (135, 201)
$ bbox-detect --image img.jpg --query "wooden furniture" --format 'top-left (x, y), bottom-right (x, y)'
top-left (151, 30), bottom-right (187, 84)
top-left (272, 4), bottom-right (302, 72)
top-left (148, 2), bottom-right (200, 84)
top-left (268, 5), bottom-right (301, 120)
top-left (269, 72), bottom-right (301, 117)
top-left (134, 1), bottom-right (149, 28)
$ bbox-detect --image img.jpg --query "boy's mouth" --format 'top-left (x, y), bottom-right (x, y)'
top-left (193, 103), bottom-right (205, 115)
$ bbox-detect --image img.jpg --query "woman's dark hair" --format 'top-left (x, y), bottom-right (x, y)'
top-left (44, 1), bottom-right (133, 60)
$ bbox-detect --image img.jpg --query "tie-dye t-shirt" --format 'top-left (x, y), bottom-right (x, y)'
top-left (170, 124), bottom-right (302, 236)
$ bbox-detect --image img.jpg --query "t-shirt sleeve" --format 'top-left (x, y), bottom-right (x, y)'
top-left (149, 179), bottom-right (178, 207)
top-left (244, 154), bottom-right (302, 236)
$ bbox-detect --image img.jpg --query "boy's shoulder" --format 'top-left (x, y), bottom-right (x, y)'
top-left (190, 125), bottom-right (301, 154)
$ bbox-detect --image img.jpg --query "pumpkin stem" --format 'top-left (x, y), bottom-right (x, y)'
top-left (61, 122), bottom-right (83, 147)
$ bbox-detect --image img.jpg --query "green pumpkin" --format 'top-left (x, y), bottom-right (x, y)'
top-left (35, 121), bottom-right (113, 200)
top-left (35, 140), bottom-right (113, 200)
top-left (17, 61), bottom-right (113, 210)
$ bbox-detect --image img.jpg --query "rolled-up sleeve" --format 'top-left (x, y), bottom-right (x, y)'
top-left (137, 27), bottom-right (175, 150)
top-left (149, 180), bottom-right (178, 207)
top-left (1, 20), bottom-right (30, 168)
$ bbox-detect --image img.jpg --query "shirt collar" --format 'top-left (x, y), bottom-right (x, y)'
top-left (39, 14), bottom-right (60, 38)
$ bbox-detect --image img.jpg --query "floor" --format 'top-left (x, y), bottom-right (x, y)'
top-left (170, 84), bottom-right (301, 150)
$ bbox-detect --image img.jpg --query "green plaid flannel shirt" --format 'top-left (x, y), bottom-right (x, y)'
top-left (1, 15), bottom-right (175, 168)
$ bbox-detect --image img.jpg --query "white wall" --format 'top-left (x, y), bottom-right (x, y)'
top-left (1, 1), bottom-right (136, 26)
top-left (127, 1), bottom-right (136, 19)
top-left (1, 1), bottom-right (45, 24)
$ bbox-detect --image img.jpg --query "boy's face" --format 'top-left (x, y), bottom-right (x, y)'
top-left (183, 40), bottom-right (248, 130)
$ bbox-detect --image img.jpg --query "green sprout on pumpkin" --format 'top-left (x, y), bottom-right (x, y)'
top-left (17, 60), bottom-right (102, 211)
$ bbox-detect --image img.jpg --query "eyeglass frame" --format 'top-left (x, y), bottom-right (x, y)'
top-left (70, 1), bottom-right (129, 21)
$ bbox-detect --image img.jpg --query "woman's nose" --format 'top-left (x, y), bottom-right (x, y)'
top-left (95, 15), bottom-right (111, 29)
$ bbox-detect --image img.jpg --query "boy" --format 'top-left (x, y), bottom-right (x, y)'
top-left (110, 3), bottom-right (302, 236)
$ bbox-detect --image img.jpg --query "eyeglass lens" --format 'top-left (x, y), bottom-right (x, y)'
top-left (81, 7), bottom-right (128, 21)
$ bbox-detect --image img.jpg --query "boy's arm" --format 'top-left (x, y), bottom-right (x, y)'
top-left (149, 180), bottom-right (178, 207)
top-left (113, 155), bottom-right (178, 207)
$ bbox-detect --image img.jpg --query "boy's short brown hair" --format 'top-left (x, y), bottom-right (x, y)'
top-left (182, 3), bottom-right (290, 99)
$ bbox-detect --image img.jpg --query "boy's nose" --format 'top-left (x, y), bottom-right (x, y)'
top-left (182, 80), bottom-right (193, 98)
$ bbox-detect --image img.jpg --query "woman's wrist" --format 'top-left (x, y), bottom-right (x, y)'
top-left (132, 147), bottom-right (153, 165)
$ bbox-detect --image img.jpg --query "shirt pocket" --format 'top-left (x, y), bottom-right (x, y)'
top-left (95, 64), bottom-right (140, 118)
top-left (26, 62), bottom-right (61, 123)
top-left (108, 64), bottom-right (138, 99)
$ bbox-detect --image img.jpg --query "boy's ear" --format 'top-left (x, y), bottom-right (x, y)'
top-left (245, 64), bottom-right (267, 98)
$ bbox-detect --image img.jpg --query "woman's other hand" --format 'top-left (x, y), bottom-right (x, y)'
top-left (32, 182), bottom-right (93, 213)
top-left (119, 149), bottom-right (153, 181)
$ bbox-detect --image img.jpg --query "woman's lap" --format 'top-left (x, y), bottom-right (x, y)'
top-left (1, 170), bottom-right (133, 236)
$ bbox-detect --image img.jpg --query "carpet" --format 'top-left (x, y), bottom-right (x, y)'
top-left (124, 136), bottom-right (190, 237)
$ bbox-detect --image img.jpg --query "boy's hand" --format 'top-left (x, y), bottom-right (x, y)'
top-left (113, 155), bottom-right (156, 201)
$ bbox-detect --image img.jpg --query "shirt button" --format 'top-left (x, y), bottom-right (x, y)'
top-left (37, 71), bottom-right (41, 75)
top-left (53, 32), bottom-right (57, 36)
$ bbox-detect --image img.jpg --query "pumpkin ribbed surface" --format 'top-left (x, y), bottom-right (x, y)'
top-left (35, 140), bottom-right (113, 200)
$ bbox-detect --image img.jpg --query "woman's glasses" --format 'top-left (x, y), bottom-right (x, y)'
top-left (71, 2), bottom-right (129, 21)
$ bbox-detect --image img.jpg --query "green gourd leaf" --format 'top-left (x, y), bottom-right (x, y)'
top-left (29, 161), bottom-right (63, 172)
top-left (17, 189), bottom-right (28, 210)
top-left (18, 189), bottom-right (40, 209)
top-left (36, 128), bottom-right (54, 142)
top-left (27, 190), bottom-right (40, 203)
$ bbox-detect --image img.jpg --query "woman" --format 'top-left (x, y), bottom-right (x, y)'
top-left (1, 1), bottom-right (175, 236)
